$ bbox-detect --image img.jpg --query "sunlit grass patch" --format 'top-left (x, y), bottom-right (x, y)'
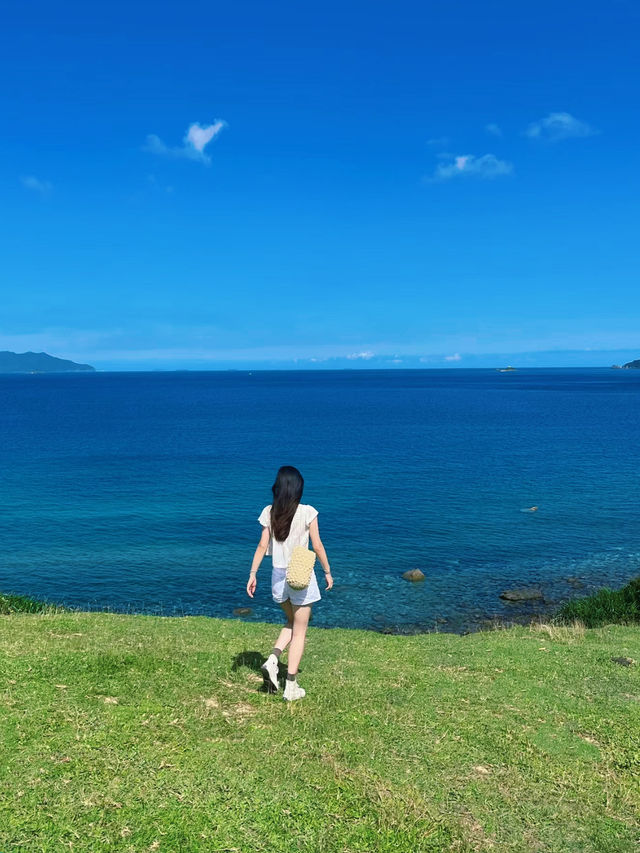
top-left (0, 609), bottom-right (638, 851)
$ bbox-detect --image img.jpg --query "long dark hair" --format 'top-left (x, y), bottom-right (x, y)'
top-left (271, 466), bottom-right (304, 542)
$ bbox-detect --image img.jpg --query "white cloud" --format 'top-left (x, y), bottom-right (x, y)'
top-left (144, 120), bottom-right (226, 164)
top-left (21, 175), bottom-right (53, 194)
top-left (144, 135), bottom-right (170, 155)
top-left (428, 153), bottom-right (513, 182)
top-left (444, 353), bottom-right (462, 361)
top-left (185, 122), bottom-right (224, 152)
top-left (346, 351), bottom-right (375, 360)
top-left (485, 123), bottom-right (502, 137)
top-left (524, 112), bottom-right (597, 142)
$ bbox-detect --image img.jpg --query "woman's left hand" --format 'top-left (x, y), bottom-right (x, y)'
top-left (246, 573), bottom-right (257, 598)
top-left (325, 572), bottom-right (333, 591)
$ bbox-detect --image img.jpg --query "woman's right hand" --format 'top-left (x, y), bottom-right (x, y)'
top-left (325, 572), bottom-right (333, 591)
top-left (246, 573), bottom-right (257, 598)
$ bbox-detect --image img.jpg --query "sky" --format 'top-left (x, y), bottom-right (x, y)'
top-left (2, 0), bottom-right (639, 370)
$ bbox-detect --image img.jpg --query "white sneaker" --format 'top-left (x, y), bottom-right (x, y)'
top-left (283, 679), bottom-right (306, 701)
top-left (261, 655), bottom-right (280, 692)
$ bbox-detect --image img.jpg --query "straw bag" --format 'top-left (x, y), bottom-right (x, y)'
top-left (286, 546), bottom-right (316, 590)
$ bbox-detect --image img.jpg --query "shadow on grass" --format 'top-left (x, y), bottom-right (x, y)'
top-left (231, 650), bottom-right (264, 673)
top-left (231, 650), bottom-right (276, 694)
top-left (231, 650), bottom-right (302, 673)
top-left (231, 650), bottom-right (303, 694)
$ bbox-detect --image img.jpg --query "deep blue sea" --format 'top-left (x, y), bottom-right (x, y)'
top-left (1, 369), bottom-right (639, 632)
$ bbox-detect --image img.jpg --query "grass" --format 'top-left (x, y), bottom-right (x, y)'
top-left (0, 592), bottom-right (63, 615)
top-left (0, 610), bottom-right (638, 852)
top-left (557, 576), bottom-right (640, 628)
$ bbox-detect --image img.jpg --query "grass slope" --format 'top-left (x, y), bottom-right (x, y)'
top-left (558, 577), bottom-right (640, 628)
top-left (0, 611), bottom-right (638, 852)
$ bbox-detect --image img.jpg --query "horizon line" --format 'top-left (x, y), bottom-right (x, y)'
top-left (27, 364), bottom-right (636, 374)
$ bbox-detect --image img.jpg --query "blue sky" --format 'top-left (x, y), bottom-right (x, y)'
top-left (2, 0), bottom-right (639, 369)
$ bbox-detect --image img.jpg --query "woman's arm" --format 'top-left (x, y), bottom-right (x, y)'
top-left (246, 527), bottom-right (271, 598)
top-left (309, 518), bottom-right (333, 590)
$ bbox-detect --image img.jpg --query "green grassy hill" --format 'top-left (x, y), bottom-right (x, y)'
top-left (0, 610), bottom-right (638, 852)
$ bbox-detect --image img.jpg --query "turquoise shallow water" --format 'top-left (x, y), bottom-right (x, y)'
top-left (0, 368), bottom-right (639, 631)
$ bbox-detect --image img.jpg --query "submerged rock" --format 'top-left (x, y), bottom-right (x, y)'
top-left (233, 607), bottom-right (252, 616)
top-left (402, 569), bottom-right (426, 582)
top-left (500, 587), bottom-right (544, 602)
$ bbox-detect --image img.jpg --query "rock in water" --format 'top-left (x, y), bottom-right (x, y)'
top-left (500, 587), bottom-right (544, 601)
top-left (402, 569), bottom-right (426, 582)
top-left (233, 607), bottom-right (252, 616)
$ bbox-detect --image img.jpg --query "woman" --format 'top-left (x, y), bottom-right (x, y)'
top-left (246, 466), bottom-right (333, 701)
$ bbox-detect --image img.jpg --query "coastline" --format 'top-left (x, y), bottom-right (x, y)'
top-left (3, 369), bottom-right (640, 634)
top-left (3, 571), bottom-right (637, 635)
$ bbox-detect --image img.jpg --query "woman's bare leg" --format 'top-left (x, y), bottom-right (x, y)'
top-left (287, 604), bottom-right (311, 675)
top-left (262, 601), bottom-right (295, 692)
top-left (273, 600), bottom-right (294, 652)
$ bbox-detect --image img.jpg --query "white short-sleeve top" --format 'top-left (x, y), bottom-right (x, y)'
top-left (258, 503), bottom-right (318, 569)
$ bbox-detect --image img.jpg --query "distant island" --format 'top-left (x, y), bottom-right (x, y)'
top-left (621, 359), bottom-right (640, 369)
top-left (0, 351), bottom-right (95, 374)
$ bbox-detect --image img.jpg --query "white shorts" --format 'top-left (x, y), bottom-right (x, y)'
top-left (271, 565), bottom-right (321, 606)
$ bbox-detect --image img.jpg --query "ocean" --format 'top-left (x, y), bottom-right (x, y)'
top-left (1, 368), bottom-right (639, 632)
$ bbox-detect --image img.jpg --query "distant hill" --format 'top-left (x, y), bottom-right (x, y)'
top-left (621, 359), bottom-right (640, 369)
top-left (0, 351), bottom-right (95, 373)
